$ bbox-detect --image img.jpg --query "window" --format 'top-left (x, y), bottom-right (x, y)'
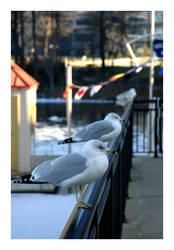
top-left (74, 33), bottom-right (94, 42)
top-left (129, 17), bottom-right (146, 23)
top-left (76, 18), bottom-right (88, 26)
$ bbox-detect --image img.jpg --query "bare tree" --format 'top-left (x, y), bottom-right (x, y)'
top-left (19, 11), bottom-right (25, 65)
top-left (99, 11), bottom-right (106, 71)
top-left (78, 11), bottom-right (146, 68)
top-left (32, 11), bottom-right (38, 75)
top-left (11, 11), bottom-right (20, 64)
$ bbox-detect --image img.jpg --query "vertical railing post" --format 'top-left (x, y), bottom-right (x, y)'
top-left (157, 98), bottom-right (161, 153)
top-left (154, 98), bottom-right (159, 157)
top-left (114, 156), bottom-right (121, 238)
top-left (159, 100), bottom-right (163, 154)
top-left (66, 63), bottom-right (72, 153)
top-left (129, 108), bottom-right (133, 169)
top-left (121, 143), bottom-right (127, 224)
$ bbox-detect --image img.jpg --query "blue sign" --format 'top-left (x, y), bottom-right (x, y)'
top-left (153, 39), bottom-right (163, 58)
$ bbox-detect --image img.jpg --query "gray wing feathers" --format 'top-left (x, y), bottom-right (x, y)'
top-left (116, 92), bottom-right (132, 106)
top-left (117, 90), bottom-right (136, 102)
top-left (32, 153), bottom-right (87, 185)
top-left (74, 120), bottom-right (114, 140)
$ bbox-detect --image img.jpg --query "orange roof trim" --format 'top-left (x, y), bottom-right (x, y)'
top-left (11, 61), bottom-right (39, 90)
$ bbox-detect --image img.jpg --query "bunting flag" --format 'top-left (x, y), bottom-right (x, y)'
top-left (62, 57), bottom-right (162, 100)
top-left (135, 66), bottom-right (143, 73)
top-left (159, 61), bottom-right (163, 75)
top-left (74, 86), bottom-right (88, 100)
top-left (90, 83), bottom-right (104, 97)
top-left (108, 73), bottom-right (125, 81)
top-left (153, 39), bottom-right (163, 58)
top-left (62, 89), bottom-right (69, 99)
top-left (62, 84), bottom-right (75, 99)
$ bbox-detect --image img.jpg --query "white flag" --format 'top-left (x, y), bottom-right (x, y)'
top-left (74, 87), bottom-right (88, 100)
top-left (90, 84), bottom-right (104, 97)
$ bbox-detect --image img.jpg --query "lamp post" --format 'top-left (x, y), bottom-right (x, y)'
top-left (149, 11), bottom-right (155, 100)
top-left (148, 11), bottom-right (155, 154)
top-left (65, 59), bottom-right (72, 153)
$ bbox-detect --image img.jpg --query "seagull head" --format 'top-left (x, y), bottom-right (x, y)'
top-left (104, 112), bottom-right (123, 122)
top-left (83, 139), bottom-right (117, 155)
top-left (129, 88), bottom-right (136, 97)
top-left (83, 140), bottom-right (107, 155)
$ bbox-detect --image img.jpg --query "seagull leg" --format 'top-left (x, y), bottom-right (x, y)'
top-left (76, 185), bottom-right (92, 209)
top-left (74, 186), bottom-right (79, 202)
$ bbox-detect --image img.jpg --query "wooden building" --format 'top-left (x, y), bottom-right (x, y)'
top-left (11, 61), bottom-right (39, 175)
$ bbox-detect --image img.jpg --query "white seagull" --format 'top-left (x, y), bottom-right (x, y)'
top-left (57, 112), bottom-right (123, 144)
top-left (14, 140), bottom-right (116, 209)
top-left (116, 88), bottom-right (136, 109)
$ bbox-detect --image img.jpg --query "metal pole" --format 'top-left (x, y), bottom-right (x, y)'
top-left (148, 11), bottom-right (155, 154)
top-left (128, 31), bottom-right (162, 45)
top-left (154, 98), bottom-right (158, 157)
top-left (65, 61), bottom-right (72, 153)
top-left (125, 41), bottom-right (142, 72)
top-left (149, 11), bottom-right (155, 100)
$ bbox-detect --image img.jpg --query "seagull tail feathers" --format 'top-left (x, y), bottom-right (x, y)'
top-left (12, 174), bottom-right (32, 184)
top-left (12, 174), bottom-right (47, 184)
top-left (57, 137), bottom-right (78, 145)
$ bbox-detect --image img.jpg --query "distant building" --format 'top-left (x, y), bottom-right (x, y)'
top-left (11, 11), bottom-right (163, 60)
top-left (59, 11), bottom-right (163, 58)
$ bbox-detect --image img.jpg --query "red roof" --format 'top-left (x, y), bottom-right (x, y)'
top-left (11, 61), bottom-right (39, 90)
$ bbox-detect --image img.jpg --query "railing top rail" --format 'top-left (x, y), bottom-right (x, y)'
top-left (134, 99), bottom-right (160, 104)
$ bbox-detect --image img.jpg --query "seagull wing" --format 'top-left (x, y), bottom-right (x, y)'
top-left (31, 153), bottom-right (87, 185)
top-left (116, 90), bottom-right (134, 106)
top-left (74, 120), bottom-right (114, 141)
top-left (117, 90), bottom-right (130, 100)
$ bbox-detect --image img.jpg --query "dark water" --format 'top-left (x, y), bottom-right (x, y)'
top-left (37, 100), bottom-right (123, 125)
top-left (36, 99), bottom-right (150, 153)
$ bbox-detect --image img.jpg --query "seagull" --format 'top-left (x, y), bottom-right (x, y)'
top-left (116, 88), bottom-right (136, 109)
top-left (57, 112), bottom-right (123, 145)
top-left (14, 140), bottom-right (117, 209)
top-left (48, 116), bottom-right (66, 124)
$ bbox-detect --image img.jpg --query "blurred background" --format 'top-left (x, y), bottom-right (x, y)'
top-left (11, 11), bottom-right (163, 99)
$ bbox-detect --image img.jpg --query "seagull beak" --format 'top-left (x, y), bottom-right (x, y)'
top-left (106, 148), bottom-right (118, 155)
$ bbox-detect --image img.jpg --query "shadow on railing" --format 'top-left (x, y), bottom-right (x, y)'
top-left (60, 107), bottom-right (133, 239)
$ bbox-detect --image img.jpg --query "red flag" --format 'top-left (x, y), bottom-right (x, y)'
top-left (62, 89), bottom-right (68, 98)
top-left (74, 87), bottom-right (88, 100)
top-left (62, 84), bottom-right (75, 99)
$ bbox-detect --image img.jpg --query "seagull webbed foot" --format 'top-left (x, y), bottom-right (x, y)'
top-left (77, 200), bottom-right (92, 209)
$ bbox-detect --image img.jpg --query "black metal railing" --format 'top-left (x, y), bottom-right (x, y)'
top-left (60, 107), bottom-right (133, 239)
top-left (59, 98), bottom-right (163, 239)
top-left (133, 98), bottom-right (163, 157)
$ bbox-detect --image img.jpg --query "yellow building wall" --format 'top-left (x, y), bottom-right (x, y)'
top-left (28, 88), bottom-right (37, 134)
top-left (11, 94), bottom-right (20, 173)
top-left (11, 88), bottom-right (37, 175)
top-left (19, 90), bottom-right (31, 172)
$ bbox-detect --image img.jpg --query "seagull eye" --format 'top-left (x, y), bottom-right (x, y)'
top-left (98, 145), bottom-right (104, 150)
